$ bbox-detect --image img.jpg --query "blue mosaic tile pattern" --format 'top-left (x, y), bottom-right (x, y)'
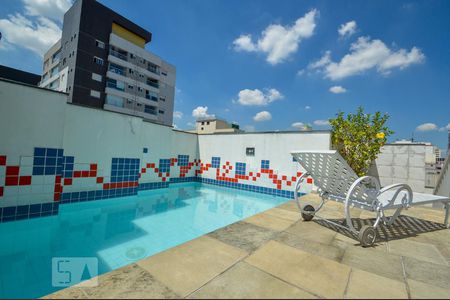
top-left (211, 157), bottom-right (220, 168)
top-left (235, 162), bottom-right (246, 175)
top-left (169, 176), bottom-right (199, 183)
top-left (32, 147), bottom-right (65, 176)
top-left (0, 202), bottom-right (59, 223)
top-left (60, 187), bottom-right (139, 204)
top-left (159, 159), bottom-right (171, 173)
top-left (199, 177), bottom-right (301, 199)
top-left (138, 182), bottom-right (170, 190)
top-left (111, 158), bottom-right (140, 183)
top-left (177, 155), bottom-right (189, 167)
top-left (261, 160), bottom-right (270, 169)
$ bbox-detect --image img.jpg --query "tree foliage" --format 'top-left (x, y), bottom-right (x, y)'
top-left (329, 107), bottom-right (394, 176)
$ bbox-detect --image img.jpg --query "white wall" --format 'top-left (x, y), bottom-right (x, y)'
top-left (369, 144), bottom-right (431, 193)
top-left (198, 132), bottom-right (331, 193)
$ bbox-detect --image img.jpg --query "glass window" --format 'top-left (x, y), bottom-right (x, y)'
top-left (106, 95), bottom-right (124, 107)
top-left (144, 105), bottom-right (157, 115)
top-left (93, 56), bottom-right (104, 65)
top-left (96, 40), bottom-right (105, 49)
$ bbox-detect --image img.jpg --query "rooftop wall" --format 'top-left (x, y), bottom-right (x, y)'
top-left (0, 79), bottom-right (331, 222)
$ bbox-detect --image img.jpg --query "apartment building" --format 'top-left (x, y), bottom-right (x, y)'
top-left (39, 0), bottom-right (176, 126)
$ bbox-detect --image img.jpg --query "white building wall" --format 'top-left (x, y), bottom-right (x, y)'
top-left (198, 132), bottom-right (331, 194)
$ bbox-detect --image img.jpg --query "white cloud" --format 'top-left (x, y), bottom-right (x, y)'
top-left (416, 123), bottom-right (438, 132)
top-left (0, 0), bottom-right (71, 57)
top-left (309, 37), bottom-right (425, 80)
top-left (329, 86), bottom-right (347, 94)
top-left (313, 119), bottom-right (330, 126)
top-left (338, 21), bottom-right (357, 37)
top-left (232, 9), bottom-right (318, 65)
top-left (233, 34), bottom-right (257, 52)
top-left (192, 106), bottom-right (214, 119)
top-left (0, 14), bottom-right (62, 56)
top-left (23, 0), bottom-right (72, 21)
top-left (438, 123), bottom-right (450, 132)
top-left (305, 106), bottom-right (311, 110)
top-left (173, 111), bottom-right (183, 119)
top-left (291, 122), bottom-right (312, 131)
top-left (236, 88), bottom-right (283, 106)
top-left (253, 111), bottom-right (272, 122)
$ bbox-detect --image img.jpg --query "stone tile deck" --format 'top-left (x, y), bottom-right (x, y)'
top-left (44, 194), bottom-right (450, 299)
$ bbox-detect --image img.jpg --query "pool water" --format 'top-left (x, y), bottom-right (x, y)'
top-left (0, 183), bottom-right (289, 298)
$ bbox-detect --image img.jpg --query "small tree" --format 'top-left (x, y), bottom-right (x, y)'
top-left (329, 107), bottom-right (394, 176)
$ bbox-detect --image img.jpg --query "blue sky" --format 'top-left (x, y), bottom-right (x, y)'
top-left (1, 0), bottom-right (449, 152)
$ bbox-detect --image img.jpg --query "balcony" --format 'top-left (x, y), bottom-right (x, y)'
top-left (108, 64), bottom-right (125, 76)
top-left (145, 94), bottom-right (158, 102)
top-left (110, 49), bottom-right (128, 61)
top-left (106, 79), bottom-right (125, 92)
top-left (146, 79), bottom-right (159, 89)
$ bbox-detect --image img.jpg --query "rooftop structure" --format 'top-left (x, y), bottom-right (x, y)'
top-left (0, 65), bottom-right (41, 85)
top-left (192, 117), bottom-right (243, 134)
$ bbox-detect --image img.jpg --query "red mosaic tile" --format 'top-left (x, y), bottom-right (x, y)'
top-left (307, 178), bottom-right (313, 184)
top-left (64, 178), bottom-right (73, 185)
top-left (81, 171), bottom-right (90, 177)
top-left (73, 171), bottom-right (81, 177)
top-left (5, 176), bottom-right (19, 186)
top-left (54, 193), bottom-right (61, 201)
top-left (89, 171), bottom-right (96, 177)
top-left (6, 166), bottom-right (19, 176)
top-left (0, 186), bottom-right (3, 197)
top-left (19, 176), bottom-right (32, 185)
top-left (0, 156), bottom-right (6, 166)
top-left (90, 164), bottom-right (97, 171)
top-left (141, 168), bottom-right (146, 173)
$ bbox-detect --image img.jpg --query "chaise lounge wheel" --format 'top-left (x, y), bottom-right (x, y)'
top-left (359, 225), bottom-right (377, 247)
top-left (301, 204), bottom-right (315, 221)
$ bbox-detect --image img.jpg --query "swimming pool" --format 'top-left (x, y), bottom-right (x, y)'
top-left (0, 182), bottom-right (289, 298)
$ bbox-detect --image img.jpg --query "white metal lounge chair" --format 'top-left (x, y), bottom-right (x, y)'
top-left (291, 150), bottom-right (450, 247)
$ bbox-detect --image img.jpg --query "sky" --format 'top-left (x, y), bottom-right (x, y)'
top-left (1, 0), bottom-right (449, 152)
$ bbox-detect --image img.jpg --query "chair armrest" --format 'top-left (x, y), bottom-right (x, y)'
top-left (378, 183), bottom-right (413, 208)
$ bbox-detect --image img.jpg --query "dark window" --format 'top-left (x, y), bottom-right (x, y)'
top-left (144, 105), bottom-right (157, 115)
top-left (246, 147), bottom-right (255, 156)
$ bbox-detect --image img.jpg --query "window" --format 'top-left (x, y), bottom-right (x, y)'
top-left (52, 49), bottom-right (61, 63)
top-left (144, 105), bottom-right (157, 115)
top-left (158, 110), bottom-right (164, 114)
top-left (207, 121), bottom-right (210, 125)
top-left (201, 127), bottom-right (204, 130)
top-left (129, 69), bottom-right (134, 74)
top-left (128, 84), bottom-right (133, 90)
top-left (161, 71), bottom-right (167, 76)
top-left (108, 63), bottom-right (125, 75)
top-left (159, 97), bottom-right (166, 102)
top-left (235, 162), bottom-right (246, 175)
top-left (106, 78), bottom-right (125, 91)
top-left (50, 66), bottom-right (59, 77)
top-left (146, 78), bottom-right (159, 88)
top-left (96, 39), bottom-right (105, 49)
top-left (93, 56), bottom-right (104, 66)
top-left (145, 90), bottom-right (158, 101)
top-left (201, 122), bottom-right (205, 125)
top-left (91, 73), bottom-right (102, 82)
top-left (246, 147), bottom-right (255, 156)
top-left (90, 90), bottom-right (100, 98)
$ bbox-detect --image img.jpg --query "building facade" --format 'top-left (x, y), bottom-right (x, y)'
top-left (192, 117), bottom-right (242, 134)
top-left (39, 0), bottom-right (176, 126)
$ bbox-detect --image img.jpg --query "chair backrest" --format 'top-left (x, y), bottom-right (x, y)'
top-left (291, 150), bottom-right (375, 204)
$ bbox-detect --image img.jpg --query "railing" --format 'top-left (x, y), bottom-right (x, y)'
top-left (106, 81), bottom-right (125, 91)
top-left (145, 94), bottom-right (158, 102)
top-left (110, 49), bottom-right (128, 61)
top-left (146, 80), bottom-right (159, 89)
top-left (108, 65), bottom-right (125, 76)
top-left (147, 66), bottom-right (160, 75)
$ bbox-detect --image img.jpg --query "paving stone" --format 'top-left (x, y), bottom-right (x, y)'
top-left (263, 207), bottom-right (301, 222)
top-left (408, 279), bottom-right (450, 299)
top-left (188, 262), bottom-right (316, 299)
top-left (208, 221), bottom-right (277, 253)
top-left (76, 264), bottom-right (178, 299)
top-left (245, 240), bottom-right (351, 299)
top-left (341, 246), bottom-right (404, 281)
top-left (388, 239), bottom-right (447, 265)
top-left (285, 220), bottom-right (337, 245)
top-left (243, 212), bottom-right (296, 231)
top-left (345, 269), bottom-right (408, 299)
top-left (403, 256), bottom-right (450, 290)
top-left (136, 236), bottom-right (247, 297)
top-left (274, 231), bottom-right (345, 262)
